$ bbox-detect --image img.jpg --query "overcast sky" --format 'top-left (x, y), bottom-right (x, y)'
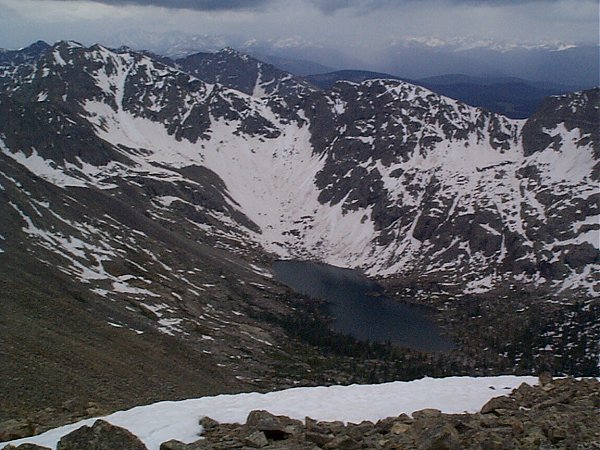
top-left (0, 0), bottom-right (598, 53)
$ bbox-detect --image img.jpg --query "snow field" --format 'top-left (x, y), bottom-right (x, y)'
top-left (1, 376), bottom-right (538, 450)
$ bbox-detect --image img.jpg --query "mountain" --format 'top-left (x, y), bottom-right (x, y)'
top-left (175, 47), bottom-right (317, 98)
top-left (246, 53), bottom-right (333, 76)
top-left (0, 41), bottom-right (598, 428)
top-left (102, 30), bottom-right (229, 59)
top-left (97, 31), bottom-right (599, 87)
top-left (417, 74), bottom-right (579, 91)
top-left (0, 40), bottom-right (50, 65)
top-left (416, 76), bottom-right (576, 119)
top-left (304, 70), bottom-right (407, 90)
top-left (380, 38), bottom-right (600, 88)
top-left (100, 30), bottom-right (339, 76)
top-left (306, 71), bottom-right (583, 118)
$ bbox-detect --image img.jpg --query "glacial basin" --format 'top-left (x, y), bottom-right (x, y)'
top-left (273, 260), bottom-right (454, 352)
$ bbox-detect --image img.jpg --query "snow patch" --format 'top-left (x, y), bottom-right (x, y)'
top-left (1, 376), bottom-right (538, 450)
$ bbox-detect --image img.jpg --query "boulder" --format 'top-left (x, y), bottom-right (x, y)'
top-left (480, 396), bottom-right (518, 414)
top-left (538, 372), bottom-right (553, 387)
top-left (390, 422), bottom-right (411, 434)
top-left (159, 440), bottom-right (211, 450)
top-left (245, 410), bottom-right (301, 440)
top-left (304, 417), bottom-right (329, 435)
top-left (470, 430), bottom-right (515, 450)
top-left (159, 440), bottom-right (189, 450)
top-left (322, 435), bottom-right (360, 450)
top-left (305, 430), bottom-right (334, 446)
top-left (243, 431), bottom-right (268, 448)
top-left (412, 409), bottom-right (443, 420)
top-left (198, 416), bottom-right (219, 431)
top-left (511, 382), bottom-right (538, 407)
top-left (2, 445), bottom-right (52, 450)
top-left (57, 419), bottom-right (148, 450)
top-left (412, 419), bottom-right (461, 450)
top-left (0, 419), bottom-right (33, 441)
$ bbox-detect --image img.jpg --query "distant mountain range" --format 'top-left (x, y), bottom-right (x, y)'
top-left (305, 70), bottom-right (581, 119)
top-left (97, 30), bottom-right (600, 88)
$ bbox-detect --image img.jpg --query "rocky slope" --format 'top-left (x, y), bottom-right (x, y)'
top-left (3, 376), bottom-right (599, 449)
top-left (0, 41), bottom-right (598, 425)
top-left (173, 377), bottom-right (600, 450)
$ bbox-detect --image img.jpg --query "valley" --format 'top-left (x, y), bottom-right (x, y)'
top-left (0, 39), bottom-right (597, 439)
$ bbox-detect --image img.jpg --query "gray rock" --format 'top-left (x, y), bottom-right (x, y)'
top-left (480, 396), bottom-right (518, 414)
top-left (304, 417), bottom-right (329, 435)
top-left (57, 419), bottom-right (148, 450)
top-left (413, 419), bottom-right (461, 450)
top-left (245, 410), bottom-right (283, 431)
top-left (159, 440), bottom-right (212, 450)
top-left (390, 422), bottom-right (411, 434)
top-left (412, 408), bottom-right (443, 420)
top-left (245, 410), bottom-right (301, 440)
top-left (244, 431), bottom-right (268, 448)
top-left (159, 440), bottom-right (190, 450)
top-left (199, 416), bottom-right (219, 431)
top-left (305, 430), bottom-right (334, 446)
top-left (0, 419), bottom-right (33, 441)
top-left (538, 372), bottom-right (553, 387)
top-left (2, 445), bottom-right (52, 450)
top-left (322, 434), bottom-right (359, 450)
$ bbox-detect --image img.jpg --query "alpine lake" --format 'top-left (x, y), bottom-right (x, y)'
top-left (273, 260), bottom-right (454, 352)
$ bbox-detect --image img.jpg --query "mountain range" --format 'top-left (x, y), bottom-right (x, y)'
top-left (304, 70), bottom-right (579, 119)
top-left (0, 40), bottom-right (598, 430)
top-left (96, 30), bottom-right (599, 118)
top-left (99, 30), bottom-right (600, 88)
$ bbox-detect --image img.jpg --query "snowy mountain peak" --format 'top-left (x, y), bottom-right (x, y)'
top-left (522, 88), bottom-right (600, 158)
top-left (0, 42), bottom-right (597, 302)
top-left (218, 46), bottom-right (248, 59)
top-left (394, 36), bottom-right (579, 53)
top-left (176, 47), bottom-right (316, 99)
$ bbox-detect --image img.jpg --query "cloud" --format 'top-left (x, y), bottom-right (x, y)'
top-left (45, 0), bottom-right (594, 13)
top-left (51, 0), bottom-right (273, 10)
top-left (2, 0), bottom-right (596, 53)
top-left (307, 0), bottom-right (595, 14)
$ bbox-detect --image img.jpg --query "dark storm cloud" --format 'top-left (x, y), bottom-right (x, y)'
top-left (307, 0), bottom-right (585, 13)
top-left (47, 0), bottom-right (582, 11)
top-left (52, 0), bottom-right (274, 10)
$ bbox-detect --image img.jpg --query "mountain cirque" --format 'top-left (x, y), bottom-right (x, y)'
top-left (0, 41), bottom-right (598, 429)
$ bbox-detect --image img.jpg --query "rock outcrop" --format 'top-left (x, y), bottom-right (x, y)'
top-left (57, 419), bottom-right (148, 450)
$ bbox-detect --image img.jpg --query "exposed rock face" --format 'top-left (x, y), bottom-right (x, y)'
top-left (57, 419), bottom-right (148, 450)
top-left (177, 48), bottom-right (316, 99)
top-left (161, 377), bottom-right (599, 449)
top-left (522, 89), bottom-right (600, 160)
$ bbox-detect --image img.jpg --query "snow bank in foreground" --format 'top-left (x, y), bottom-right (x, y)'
top-left (1, 376), bottom-right (538, 450)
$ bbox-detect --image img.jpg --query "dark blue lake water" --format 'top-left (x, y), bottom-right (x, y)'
top-left (272, 260), bottom-right (454, 352)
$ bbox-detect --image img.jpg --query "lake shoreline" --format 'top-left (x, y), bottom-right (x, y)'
top-left (272, 260), bottom-right (454, 352)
